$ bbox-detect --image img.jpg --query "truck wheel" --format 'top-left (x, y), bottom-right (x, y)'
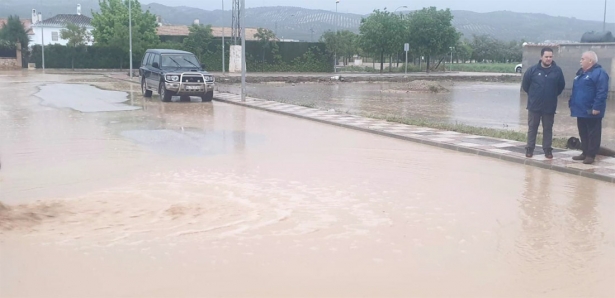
top-left (159, 81), bottom-right (173, 102)
top-left (202, 91), bottom-right (213, 102)
top-left (142, 78), bottom-right (152, 97)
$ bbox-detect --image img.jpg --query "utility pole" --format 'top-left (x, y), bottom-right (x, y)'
top-left (334, 0), bottom-right (339, 73)
top-left (449, 47), bottom-right (454, 72)
top-left (240, 0), bottom-right (246, 101)
top-left (603, 0), bottom-right (608, 32)
top-left (129, 0), bottom-right (133, 79)
top-left (231, 0), bottom-right (240, 45)
top-left (41, 13), bottom-right (45, 71)
top-left (222, 0), bottom-right (225, 73)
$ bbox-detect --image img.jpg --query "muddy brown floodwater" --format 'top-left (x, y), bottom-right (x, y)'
top-left (220, 82), bottom-right (615, 148)
top-left (1, 71), bottom-right (614, 297)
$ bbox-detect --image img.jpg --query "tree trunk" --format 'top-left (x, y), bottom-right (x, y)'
top-left (434, 57), bottom-right (445, 70)
top-left (426, 54), bottom-right (430, 73)
top-left (380, 51), bottom-right (384, 73)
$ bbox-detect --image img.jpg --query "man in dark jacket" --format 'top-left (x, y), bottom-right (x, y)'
top-left (569, 51), bottom-right (610, 164)
top-left (521, 47), bottom-right (566, 159)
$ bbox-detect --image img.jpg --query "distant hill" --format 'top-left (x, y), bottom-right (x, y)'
top-left (2, 1), bottom-right (613, 42)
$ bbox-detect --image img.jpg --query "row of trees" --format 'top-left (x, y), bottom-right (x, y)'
top-left (1, 0), bottom-right (523, 72)
top-left (319, 7), bottom-right (524, 72)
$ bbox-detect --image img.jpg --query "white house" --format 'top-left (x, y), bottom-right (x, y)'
top-left (30, 4), bottom-right (94, 46)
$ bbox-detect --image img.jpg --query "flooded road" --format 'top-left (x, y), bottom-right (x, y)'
top-left (220, 82), bottom-right (615, 148)
top-left (1, 71), bottom-right (615, 297)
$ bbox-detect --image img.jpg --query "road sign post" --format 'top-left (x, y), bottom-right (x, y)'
top-left (404, 43), bottom-right (409, 74)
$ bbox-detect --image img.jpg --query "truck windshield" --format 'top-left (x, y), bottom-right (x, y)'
top-left (160, 54), bottom-right (200, 68)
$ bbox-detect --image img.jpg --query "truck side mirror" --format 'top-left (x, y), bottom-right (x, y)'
top-left (152, 62), bottom-right (159, 69)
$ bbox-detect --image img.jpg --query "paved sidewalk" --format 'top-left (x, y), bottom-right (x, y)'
top-left (213, 92), bottom-right (615, 183)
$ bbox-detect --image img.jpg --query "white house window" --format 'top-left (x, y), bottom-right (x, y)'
top-left (52, 32), bottom-right (58, 41)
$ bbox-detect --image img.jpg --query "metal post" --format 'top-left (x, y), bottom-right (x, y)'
top-left (334, 0), bottom-right (339, 73)
top-left (129, 0), bottom-right (133, 79)
top-left (240, 0), bottom-right (246, 101)
top-left (41, 16), bottom-right (45, 71)
top-left (449, 47), bottom-right (454, 72)
top-left (604, 0), bottom-right (608, 32)
top-left (222, 0), bottom-right (226, 74)
top-left (405, 51), bottom-right (408, 74)
top-left (404, 43), bottom-right (409, 74)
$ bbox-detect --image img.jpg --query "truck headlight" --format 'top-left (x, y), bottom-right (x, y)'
top-left (204, 75), bottom-right (214, 82)
top-left (165, 75), bottom-right (179, 82)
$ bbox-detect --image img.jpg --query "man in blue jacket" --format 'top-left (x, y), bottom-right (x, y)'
top-left (569, 51), bottom-right (610, 164)
top-left (522, 47), bottom-right (566, 159)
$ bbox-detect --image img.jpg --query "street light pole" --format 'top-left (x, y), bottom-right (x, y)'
top-left (394, 6), bottom-right (407, 70)
top-left (449, 47), bottom-right (454, 72)
top-left (240, 0), bottom-right (246, 101)
top-left (41, 13), bottom-right (45, 71)
top-left (334, 0), bottom-right (339, 73)
top-left (604, 0), bottom-right (608, 32)
top-left (129, 0), bottom-right (133, 79)
top-left (222, 0), bottom-right (225, 74)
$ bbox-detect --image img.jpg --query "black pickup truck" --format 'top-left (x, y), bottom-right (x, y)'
top-left (139, 49), bottom-right (215, 102)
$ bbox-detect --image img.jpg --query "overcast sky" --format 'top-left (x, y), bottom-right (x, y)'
top-left (150, 0), bottom-right (613, 22)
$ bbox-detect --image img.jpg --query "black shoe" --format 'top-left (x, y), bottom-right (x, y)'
top-left (544, 149), bottom-right (553, 159)
top-left (525, 148), bottom-right (534, 158)
top-left (583, 157), bottom-right (595, 164)
top-left (572, 154), bottom-right (586, 161)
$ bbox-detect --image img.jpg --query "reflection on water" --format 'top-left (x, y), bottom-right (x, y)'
top-left (513, 167), bottom-right (612, 296)
top-left (120, 129), bottom-right (263, 156)
top-left (35, 84), bottom-right (141, 112)
top-left (220, 82), bottom-right (615, 148)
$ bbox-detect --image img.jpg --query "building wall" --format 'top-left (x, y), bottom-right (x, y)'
top-left (0, 43), bottom-right (23, 69)
top-left (522, 43), bottom-right (615, 99)
top-left (30, 26), bottom-right (94, 46)
top-left (0, 58), bottom-right (20, 69)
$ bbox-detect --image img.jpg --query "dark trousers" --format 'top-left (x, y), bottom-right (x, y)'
top-left (577, 118), bottom-right (602, 158)
top-left (526, 111), bottom-right (554, 151)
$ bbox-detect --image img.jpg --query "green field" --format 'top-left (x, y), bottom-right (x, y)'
top-left (446, 63), bottom-right (519, 73)
top-left (339, 63), bottom-right (520, 74)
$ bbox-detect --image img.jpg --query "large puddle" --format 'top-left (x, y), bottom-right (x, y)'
top-left (220, 82), bottom-right (615, 148)
top-left (1, 73), bottom-right (614, 297)
top-left (35, 83), bottom-right (141, 112)
top-left (121, 129), bottom-right (264, 156)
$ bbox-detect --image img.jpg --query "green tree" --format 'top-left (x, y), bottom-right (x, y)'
top-left (359, 9), bottom-right (405, 73)
top-left (455, 39), bottom-right (473, 63)
top-left (107, 21), bottom-right (129, 69)
top-left (60, 23), bottom-right (92, 70)
top-left (406, 7), bottom-right (459, 72)
top-left (0, 15), bottom-right (29, 50)
top-left (183, 24), bottom-right (214, 61)
top-left (505, 40), bottom-right (522, 63)
top-left (320, 30), bottom-right (358, 66)
top-left (254, 27), bottom-right (277, 63)
top-left (470, 34), bottom-right (494, 62)
top-left (91, 0), bottom-right (159, 68)
top-left (338, 30), bottom-right (358, 65)
top-left (320, 30), bottom-right (337, 57)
